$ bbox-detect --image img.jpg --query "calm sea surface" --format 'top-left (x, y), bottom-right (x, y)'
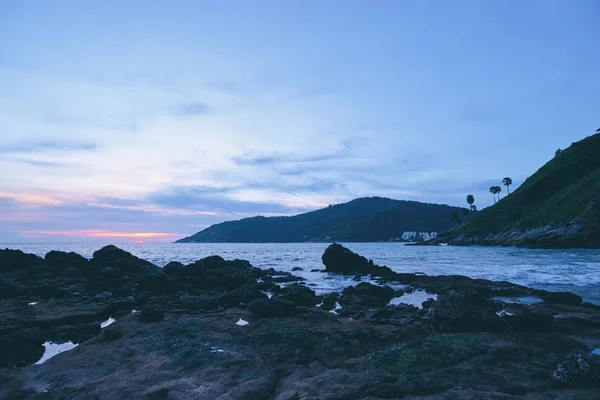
top-left (3, 242), bottom-right (600, 304)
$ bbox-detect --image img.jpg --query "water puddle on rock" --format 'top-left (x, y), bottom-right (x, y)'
top-left (261, 291), bottom-right (273, 299)
top-left (591, 348), bottom-right (600, 357)
top-left (492, 296), bottom-right (543, 305)
top-left (34, 341), bottom-right (79, 365)
top-left (28, 302), bottom-right (38, 306)
top-left (329, 302), bottom-right (342, 315)
top-left (496, 310), bottom-right (514, 317)
top-left (236, 318), bottom-right (249, 326)
top-left (100, 317), bottom-right (116, 328)
top-left (389, 290), bottom-right (437, 309)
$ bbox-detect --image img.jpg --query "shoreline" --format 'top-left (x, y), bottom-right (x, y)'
top-left (1, 244), bottom-right (600, 398)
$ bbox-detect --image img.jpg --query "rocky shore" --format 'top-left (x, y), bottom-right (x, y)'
top-left (1, 244), bottom-right (599, 399)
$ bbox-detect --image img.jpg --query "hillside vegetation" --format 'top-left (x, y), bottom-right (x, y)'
top-left (449, 133), bottom-right (600, 247)
top-left (177, 197), bottom-right (467, 243)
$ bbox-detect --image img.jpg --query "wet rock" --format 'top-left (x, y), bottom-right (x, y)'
top-left (0, 249), bottom-right (47, 273)
top-left (75, 323), bottom-right (101, 340)
top-left (179, 295), bottom-right (218, 310)
top-left (248, 298), bottom-right (296, 318)
top-left (91, 245), bottom-right (160, 274)
top-left (0, 336), bottom-right (44, 367)
top-left (0, 278), bottom-right (26, 298)
top-left (220, 284), bottom-right (268, 308)
top-left (341, 282), bottom-right (395, 308)
top-left (429, 290), bottom-right (505, 332)
top-left (45, 251), bottom-right (89, 270)
top-left (291, 267), bottom-right (303, 271)
top-left (104, 328), bottom-right (123, 341)
top-left (322, 244), bottom-right (395, 277)
top-left (422, 299), bottom-right (435, 309)
top-left (140, 307), bottom-right (165, 322)
top-left (322, 293), bottom-right (340, 310)
top-left (543, 291), bottom-right (583, 306)
top-left (553, 352), bottom-right (600, 387)
top-left (505, 310), bottom-right (554, 331)
top-left (310, 269), bottom-right (323, 273)
top-left (277, 283), bottom-right (317, 307)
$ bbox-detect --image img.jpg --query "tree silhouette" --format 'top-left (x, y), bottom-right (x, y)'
top-left (494, 186), bottom-right (502, 200)
top-left (555, 148), bottom-right (563, 157)
top-left (489, 186), bottom-right (501, 204)
top-left (502, 177), bottom-right (512, 195)
top-left (596, 128), bottom-right (600, 134)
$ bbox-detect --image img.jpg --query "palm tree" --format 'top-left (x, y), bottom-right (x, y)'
top-left (495, 186), bottom-right (502, 200)
top-left (489, 186), bottom-right (497, 204)
top-left (466, 194), bottom-right (475, 211)
top-left (502, 177), bottom-right (512, 195)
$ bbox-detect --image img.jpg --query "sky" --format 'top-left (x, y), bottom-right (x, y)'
top-left (1, 0), bottom-right (599, 243)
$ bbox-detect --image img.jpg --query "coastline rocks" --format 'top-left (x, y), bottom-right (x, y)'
top-left (0, 249), bottom-right (47, 273)
top-left (429, 290), bottom-right (504, 332)
top-left (277, 283), bottom-right (317, 307)
top-left (248, 298), bottom-right (296, 318)
top-left (322, 244), bottom-right (395, 277)
top-left (553, 352), bottom-right (600, 387)
top-left (322, 293), bottom-right (340, 310)
top-left (341, 283), bottom-right (395, 308)
top-left (543, 291), bottom-right (583, 306)
top-left (45, 251), bottom-right (89, 270)
top-left (140, 307), bottom-right (165, 322)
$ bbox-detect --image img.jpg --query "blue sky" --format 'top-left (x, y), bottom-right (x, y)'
top-left (1, 0), bottom-right (599, 242)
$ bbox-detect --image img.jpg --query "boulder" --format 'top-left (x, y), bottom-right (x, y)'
top-left (248, 298), bottom-right (296, 318)
top-left (429, 290), bottom-right (505, 333)
top-left (543, 292), bottom-right (583, 306)
top-left (322, 293), bottom-right (340, 310)
top-left (45, 251), bottom-right (89, 270)
top-left (341, 283), bottom-right (395, 308)
top-left (0, 249), bottom-right (47, 273)
top-left (322, 244), bottom-right (396, 277)
top-left (220, 284), bottom-right (268, 308)
top-left (277, 283), bottom-right (317, 307)
top-left (505, 310), bottom-right (554, 331)
top-left (103, 328), bottom-right (123, 341)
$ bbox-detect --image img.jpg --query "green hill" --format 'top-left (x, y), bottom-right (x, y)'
top-left (176, 197), bottom-right (468, 243)
top-left (445, 133), bottom-right (600, 248)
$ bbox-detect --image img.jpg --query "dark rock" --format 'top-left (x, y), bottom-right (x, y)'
top-left (0, 336), bottom-right (44, 367)
top-left (505, 310), bottom-right (554, 331)
top-left (220, 284), bottom-right (268, 308)
top-left (104, 328), bottom-right (123, 341)
top-left (140, 307), bottom-right (165, 322)
top-left (421, 299), bottom-right (435, 309)
top-left (75, 323), bottom-right (101, 340)
top-left (179, 295), bottom-right (218, 310)
top-left (322, 244), bottom-right (399, 278)
top-left (163, 261), bottom-right (185, 274)
top-left (553, 352), bottom-right (600, 387)
top-left (322, 293), bottom-right (340, 310)
top-left (248, 298), bottom-right (296, 318)
top-left (0, 279), bottom-right (26, 298)
top-left (277, 283), bottom-right (317, 307)
top-left (291, 267), bottom-right (303, 271)
top-left (310, 269), bottom-right (323, 273)
top-left (91, 245), bottom-right (161, 275)
top-left (45, 250), bottom-right (89, 270)
top-left (341, 282), bottom-right (395, 308)
top-left (543, 292), bottom-right (583, 306)
top-left (0, 249), bottom-right (47, 272)
top-left (353, 275), bottom-right (362, 282)
top-left (429, 290), bottom-right (505, 332)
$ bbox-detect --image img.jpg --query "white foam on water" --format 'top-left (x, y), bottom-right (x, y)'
top-left (28, 302), bottom-right (38, 306)
top-left (236, 318), bottom-right (249, 326)
top-left (261, 291), bottom-right (273, 299)
top-left (492, 296), bottom-right (543, 305)
top-left (131, 309), bottom-right (139, 314)
top-left (34, 341), bottom-right (79, 365)
top-left (496, 310), bottom-right (514, 317)
top-left (100, 317), bottom-right (116, 328)
top-left (389, 290), bottom-right (437, 309)
top-left (210, 346), bottom-right (226, 353)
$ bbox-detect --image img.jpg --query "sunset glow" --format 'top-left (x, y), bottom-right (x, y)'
top-left (22, 230), bottom-right (177, 240)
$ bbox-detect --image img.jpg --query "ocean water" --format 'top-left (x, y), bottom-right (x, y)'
top-left (3, 242), bottom-right (600, 305)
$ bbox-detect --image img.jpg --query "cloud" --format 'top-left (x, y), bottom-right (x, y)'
top-left (173, 102), bottom-right (210, 117)
top-left (0, 141), bottom-right (97, 154)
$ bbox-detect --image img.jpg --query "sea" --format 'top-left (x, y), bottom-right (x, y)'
top-left (4, 242), bottom-right (600, 305)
